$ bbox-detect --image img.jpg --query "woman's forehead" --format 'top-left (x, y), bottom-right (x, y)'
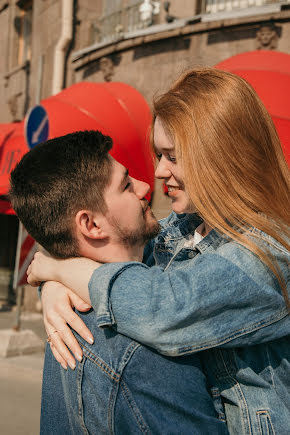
top-left (153, 117), bottom-right (175, 151)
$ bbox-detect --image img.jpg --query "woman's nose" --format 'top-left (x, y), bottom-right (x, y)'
top-left (155, 157), bottom-right (171, 179)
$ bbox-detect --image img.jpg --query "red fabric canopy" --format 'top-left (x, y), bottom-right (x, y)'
top-left (0, 122), bottom-right (27, 197)
top-left (215, 50), bottom-right (290, 75)
top-left (41, 82), bottom-right (154, 192)
top-left (215, 51), bottom-right (290, 165)
top-left (0, 199), bottom-right (14, 215)
top-left (0, 82), bottom-right (154, 213)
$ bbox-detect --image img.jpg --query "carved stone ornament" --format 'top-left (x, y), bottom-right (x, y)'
top-left (99, 57), bottom-right (114, 82)
top-left (256, 24), bottom-right (279, 50)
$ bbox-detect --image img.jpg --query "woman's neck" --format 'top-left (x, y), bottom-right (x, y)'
top-left (202, 222), bottom-right (212, 237)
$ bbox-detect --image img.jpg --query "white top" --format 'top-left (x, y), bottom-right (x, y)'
top-left (183, 222), bottom-right (206, 249)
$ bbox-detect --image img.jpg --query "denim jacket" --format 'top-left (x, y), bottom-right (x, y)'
top-left (41, 308), bottom-right (228, 434)
top-left (89, 212), bottom-right (290, 434)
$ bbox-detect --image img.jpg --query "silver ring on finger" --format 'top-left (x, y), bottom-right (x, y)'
top-left (47, 330), bottom-right (58, 343)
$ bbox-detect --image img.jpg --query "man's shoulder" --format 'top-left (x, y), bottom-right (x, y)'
top-left (75, 310), bottom-right (141, 378)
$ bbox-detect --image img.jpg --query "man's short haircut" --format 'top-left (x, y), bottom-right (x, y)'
top-left (9, 130), bottom-right (113, 258)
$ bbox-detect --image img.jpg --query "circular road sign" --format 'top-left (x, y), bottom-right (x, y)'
top-left (25, 105), bottom-right (49, 149)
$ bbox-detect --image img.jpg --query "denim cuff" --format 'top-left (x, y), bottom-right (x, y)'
top-left (88, 262), bottom-right (146, 327)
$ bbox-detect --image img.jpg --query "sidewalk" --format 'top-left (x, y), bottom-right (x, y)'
top-left (0, 309), bottom-right (46, 435)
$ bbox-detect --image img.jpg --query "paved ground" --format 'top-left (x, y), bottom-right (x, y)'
top-left (0, 309), bottom-right (46, 435)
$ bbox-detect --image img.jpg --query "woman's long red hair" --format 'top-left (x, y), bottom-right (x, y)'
top-left (153, 68), bottom-right (290, 308)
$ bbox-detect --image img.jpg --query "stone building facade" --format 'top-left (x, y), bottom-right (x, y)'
top-left (0, 0), bottom-right (289, 304)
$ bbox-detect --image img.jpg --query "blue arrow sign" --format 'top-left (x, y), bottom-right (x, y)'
top-left (25, 105), bottom-right (49, 149)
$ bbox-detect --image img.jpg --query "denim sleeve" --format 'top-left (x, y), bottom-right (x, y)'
top-left (88, 252), bottom-right (289, 356)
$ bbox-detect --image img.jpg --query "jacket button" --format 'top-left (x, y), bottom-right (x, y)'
top-left (188, 251), bottom-right (196, 259)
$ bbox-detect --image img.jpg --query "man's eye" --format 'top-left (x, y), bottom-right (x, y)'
top-left (124, 182), bottom-right (131, 190)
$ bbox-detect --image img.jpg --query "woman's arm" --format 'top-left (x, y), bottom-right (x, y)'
top-left (28, 252), bottom-right (98, 303)
top-left (28, 245), bottom-right (289, 359)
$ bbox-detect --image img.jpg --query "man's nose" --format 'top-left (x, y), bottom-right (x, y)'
top-left (131, 178), bottom-right (150, 199)
top-left (155, 157), bottom-right (171, 179)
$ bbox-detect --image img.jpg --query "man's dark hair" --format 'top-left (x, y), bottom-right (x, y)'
top-left (9, 130), bottom-right (113, 258)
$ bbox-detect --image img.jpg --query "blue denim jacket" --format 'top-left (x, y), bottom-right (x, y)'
top-left (89, 212), bottom-right (290, 434)
top-left (41, 308), bottom-right (228, 434)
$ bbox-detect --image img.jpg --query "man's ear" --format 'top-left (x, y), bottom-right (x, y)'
top-left (75, 210), bottom-right (108, 240)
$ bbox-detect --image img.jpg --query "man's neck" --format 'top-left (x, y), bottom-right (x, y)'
top-left (80, 240), bottom-right (144, 264)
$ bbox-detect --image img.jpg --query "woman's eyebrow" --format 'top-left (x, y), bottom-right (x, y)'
top-left (154, 145), bottom-right (175, 153)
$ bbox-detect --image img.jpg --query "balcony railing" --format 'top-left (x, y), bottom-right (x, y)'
top-left (92, 1), bottom-right (145, 45)
top-left (90, 0), bottom-right (288, 45)
top-left (201, 0), bottom-right (287, 14)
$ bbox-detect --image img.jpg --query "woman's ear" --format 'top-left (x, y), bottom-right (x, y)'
top-left (75, 210), bottom-right (108, 240)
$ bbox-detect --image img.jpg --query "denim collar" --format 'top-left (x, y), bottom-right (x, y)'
top-left (159, 213), bottom-right (226, 254)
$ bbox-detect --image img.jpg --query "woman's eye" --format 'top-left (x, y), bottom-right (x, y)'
top-left (156, 153), bottom-right (162, 161)
top-left (124, 182), bottom-right (131, 190)
top-left (168, 155), bottom-right (176, 162)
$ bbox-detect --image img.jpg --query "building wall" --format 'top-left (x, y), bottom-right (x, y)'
top-left (1, 1), bottom-right (289, 121)
top-left (71, 9), bottom-right (290, 103)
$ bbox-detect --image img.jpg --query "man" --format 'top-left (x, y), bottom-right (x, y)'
top-left (10, 130), bottom-right (227, 434)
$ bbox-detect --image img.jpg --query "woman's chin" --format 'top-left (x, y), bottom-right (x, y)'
top-left (171, 201), bottom-right (197, 215)
top-left (171, 203), bottom-right (189, 214)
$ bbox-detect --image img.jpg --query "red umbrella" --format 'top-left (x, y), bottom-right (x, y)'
top-left (215, 51), bottom-right (290, 165)
top-left (42, 82), bottom-right (154, 193)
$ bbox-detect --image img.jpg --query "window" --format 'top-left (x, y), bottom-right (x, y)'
top-left (92, 0), bottom-right (147, 45)
top-left (203, 0), bottom-right (278, 14)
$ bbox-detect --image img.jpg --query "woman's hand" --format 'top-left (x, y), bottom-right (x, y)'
top-left (27, 251), bottom-right (60, 286)
top-left (27, 252), bottom-right (96, 304)
top-left (42, 281), bottom-right (94, 370)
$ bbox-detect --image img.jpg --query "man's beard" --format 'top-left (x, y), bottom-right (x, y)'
top-left (114, 209), bottom-right (161, 247)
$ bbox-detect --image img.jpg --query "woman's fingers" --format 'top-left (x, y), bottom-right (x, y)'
top-left (46, 335), bottom-right (68, 370)
top-left (41, 281), bottom-right (94, 367)
top-left (47, 297), bottom-right (94, 346)
top-left (45, 315), bottom-right (82, 367)
top-left (69, 291), bottom-right (92, 312)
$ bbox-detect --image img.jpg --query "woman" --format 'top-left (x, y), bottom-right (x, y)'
top-left (28, 68), bottom-right (290, 434)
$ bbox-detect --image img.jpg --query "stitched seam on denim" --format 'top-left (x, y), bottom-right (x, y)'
top-left (77, 359), bottom-right (90, 435)
top-left (160, 309), bottom-right (289, 355)
top-left (80, 340), bottom-right (141, 380)
top-left (256, 410), bottom-right (276, 435)
top-left (210, 387), bottom-right (227, 422)
top-left (219, 350), bottom-right (251, 435)
top-left (119, 380), bottom-right (151, 434)
top-left (81, 343), bottom-right (120, 382)
top-left (265, 345), bottom-right (276, 389)
top-left (108, 379), bottom-right (119, 435)
top-left (108, 344), bottom-right (142, 434)
top-left (119, 342), bottom-right (141, 372)
top-left (250, 228), bottom-right (290, 256)
top-left (164, 239), bottom-right (187, 271)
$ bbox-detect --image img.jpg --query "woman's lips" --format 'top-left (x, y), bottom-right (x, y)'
top-left (167, 186), bottom-right (182, 198)
top-left (167, 186), bottom-right (181, 192)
